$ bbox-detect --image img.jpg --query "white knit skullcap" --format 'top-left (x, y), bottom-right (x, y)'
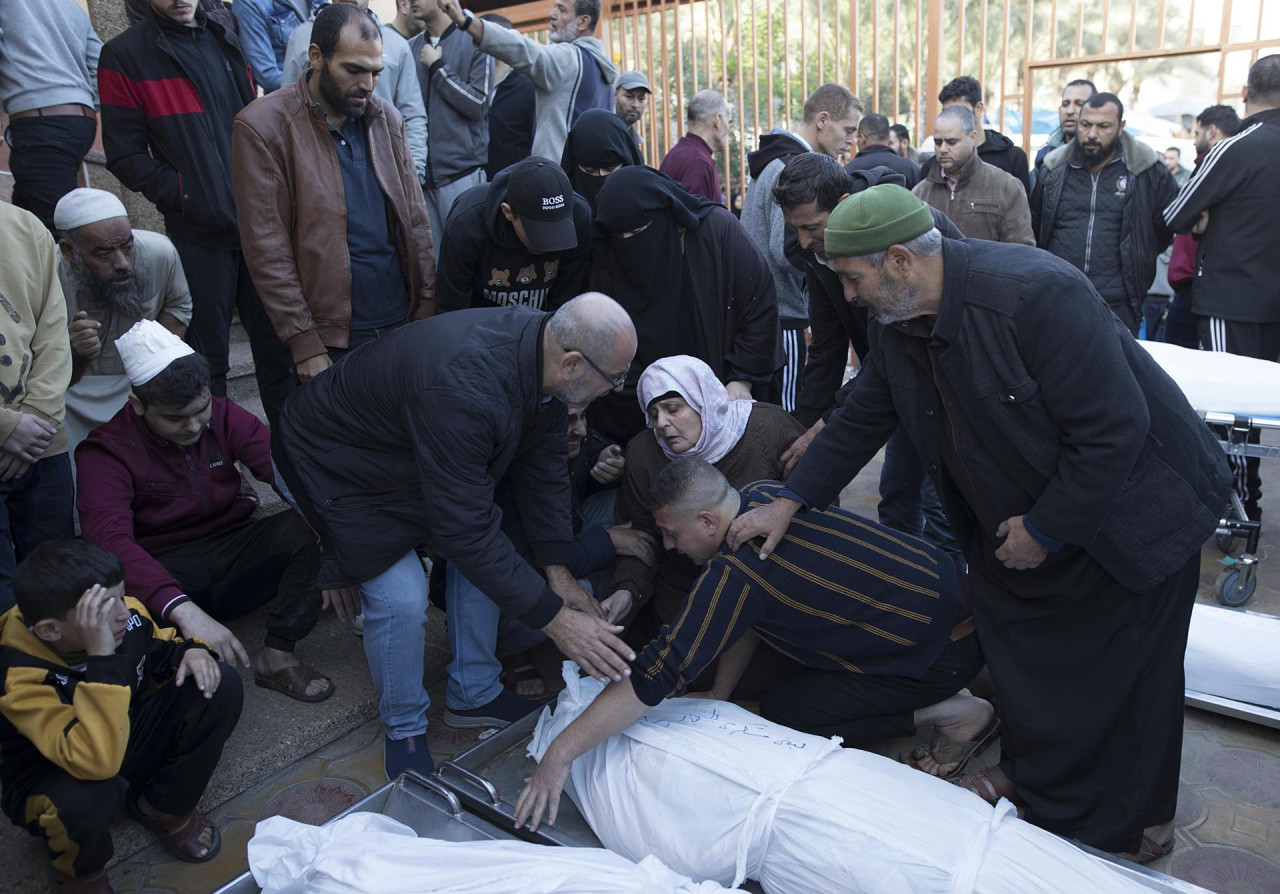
top-left (53, 188), bottom-right (129, 232)
top-left (115, 320), bottom-right (194, 387)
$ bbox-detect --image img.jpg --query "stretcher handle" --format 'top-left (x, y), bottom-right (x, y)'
top-left (402, 769), bottom-right (464, 818)
top-left (438, 761), bottom-right (503, 807)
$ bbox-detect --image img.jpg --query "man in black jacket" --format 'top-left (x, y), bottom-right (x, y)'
top-left (1164, 54), bottom-right (1280, 522)
top-left (918, 76), bottom-right (1030, 194)
top-left (435, 158), bottom-right (590, 314)
top-left (272, 294), bottom-right (640, 779)
top-left (846, 114), bottom-right (921, 188)
top-left (1031, 93), bottom-right (1179, 336)
top-left (98, 0), bottom-right (295, 428)
top-left (730, 185), bottom-right (1230, 861)
top-left (773, 156), bottom-right (963, 561)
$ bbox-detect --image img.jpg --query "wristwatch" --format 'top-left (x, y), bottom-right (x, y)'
top-left (460, 11), bottom-right (475, 32)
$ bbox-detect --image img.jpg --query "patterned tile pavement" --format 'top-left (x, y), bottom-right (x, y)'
top-left (109, 432), bottom-right (1280, 893)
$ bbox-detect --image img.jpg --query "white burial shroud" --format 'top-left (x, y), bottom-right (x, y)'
top-left (530, 663), bottom-right (1194, 894)
top-left (247, 812), bottom-right (734, 894)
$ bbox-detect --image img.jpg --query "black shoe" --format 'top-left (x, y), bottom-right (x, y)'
top-left (444, 689), bottom-right (541, 729)
top-left (384, 733), bottom-right (435, 781)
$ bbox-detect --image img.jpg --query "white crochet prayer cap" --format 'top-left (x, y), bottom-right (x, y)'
top-left (116, 320), bottom-right (194, 387)
top-left (53, 188), bottom-right (129, 232)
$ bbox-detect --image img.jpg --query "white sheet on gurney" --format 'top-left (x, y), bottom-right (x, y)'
top-left (530, 663), bottom-right (1186, 894)
top-left (1140, 341), bottom-right (1280, 416)
top-left (1185, 602), bottom-right (1280, 710)
top-left (247, 813), bottom-right (734, 894)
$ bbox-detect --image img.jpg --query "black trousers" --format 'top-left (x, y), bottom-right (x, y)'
top-left (152, 513), bottom-right (321, 653)
top-left (1162, 287), bottom-right (1199, 349)
top-left (1197, 315), bottom-right (1280, 520)
top-left (759, 632), bottom-right (984, 746)
top-left (970, 550), bottom-right (1199, 853)
top-left (4, 115), bottom-right (97, 234)
top-left (769, 324), bottom-right (809, 414)
top-left (168, 237), bottom-right (296, 430)
top-left (9, 667), bottom-right (242, 878)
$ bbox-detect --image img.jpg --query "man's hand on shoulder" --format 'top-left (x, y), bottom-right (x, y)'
top-left (542, 607), bottom-right (635, 683)
top-left (725, 497), bottom-right (800, 559)
top-left (780, 419), bottom-right (823, 478)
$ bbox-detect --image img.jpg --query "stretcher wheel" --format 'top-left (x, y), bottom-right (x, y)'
top-left (1215, 569), bottom-right (1257, 607)
top-left (1216, 532), bottom-right (1238, 553)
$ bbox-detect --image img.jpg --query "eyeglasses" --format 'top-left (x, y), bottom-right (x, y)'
top-left (571, 348), bottom-right (627, 390)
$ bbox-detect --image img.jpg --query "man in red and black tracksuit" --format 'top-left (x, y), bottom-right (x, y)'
top-left (97, 0), bottom-right (295, 428)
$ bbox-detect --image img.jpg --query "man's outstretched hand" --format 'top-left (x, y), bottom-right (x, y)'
top-left (542, 607), bottom-right (634, 683)
top-left (725, 497), bottom-right (800, 559)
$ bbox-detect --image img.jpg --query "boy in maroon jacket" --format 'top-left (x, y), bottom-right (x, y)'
top-left (75, 321), bottom-right (332, 702)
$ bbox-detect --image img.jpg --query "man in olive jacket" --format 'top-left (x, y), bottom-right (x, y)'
top-left (730, 185), bottom-right (1230, 861)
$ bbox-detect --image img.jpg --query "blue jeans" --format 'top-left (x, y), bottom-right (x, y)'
top-left (445, 563), bottom-right (552, 710)
top-left (272, 457), bottom-right (432, 739)
top-left (877, 429), bottom-right (963, 562)
top-left (0, 453), bottom-right (75, 612)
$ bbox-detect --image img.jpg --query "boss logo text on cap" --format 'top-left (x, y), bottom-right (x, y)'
top-left (542, 195), bottom-right (566, 211)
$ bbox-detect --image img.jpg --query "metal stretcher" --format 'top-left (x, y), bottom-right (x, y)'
top-left (216, 710), bottom-right (1198, 893)
top-left (1203, 410), bottom-right (1280, 607)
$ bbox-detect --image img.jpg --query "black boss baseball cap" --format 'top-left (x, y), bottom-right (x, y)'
top-left (505, 158), bottom-right (578, 253)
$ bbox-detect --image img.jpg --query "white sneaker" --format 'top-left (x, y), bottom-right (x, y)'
top-left (350, 612), bottom-right (364, 636)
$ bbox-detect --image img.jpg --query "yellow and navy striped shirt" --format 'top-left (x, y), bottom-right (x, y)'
top-left (630, 480), bottom-right (960, 706)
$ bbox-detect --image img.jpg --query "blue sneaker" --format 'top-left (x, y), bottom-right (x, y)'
top-left (384, 733), bottom-right (434, 781)
top-left (444, 689), bottom-right (541, 729)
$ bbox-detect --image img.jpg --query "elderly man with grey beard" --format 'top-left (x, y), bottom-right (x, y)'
top-left (55, 189), bottom-right (192, 455)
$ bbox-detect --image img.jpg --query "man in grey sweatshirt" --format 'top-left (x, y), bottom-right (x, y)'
top-left (739, 84), bottom-right (862, 412)
top-left (436, 0), bottom-right (616, 162)
top-left (0, 0), bottom-right (102, 234)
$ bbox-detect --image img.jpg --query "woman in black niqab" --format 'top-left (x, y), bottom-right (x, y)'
top-left (588, 167), bottom-right (721, 442)
top-left (560, 109), bottom-right (645, 211)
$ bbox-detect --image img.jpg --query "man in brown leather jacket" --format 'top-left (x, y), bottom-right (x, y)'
top-left (232, 3), bottom-right (435, 383)
top-left (913, 106), bottom-right (1034, 246)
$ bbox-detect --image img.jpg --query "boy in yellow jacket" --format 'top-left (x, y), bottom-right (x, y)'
top-left (0, 540), bottom-right (242, 893)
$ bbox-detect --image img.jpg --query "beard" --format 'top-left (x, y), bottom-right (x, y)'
top-left (866, 269), bottom-right (925, 325)
top-left (1079, 137), bottom-right (1115, 164)
top-left (620, 107), bottom-right (642, 125)
top-left (318, 61), bottom-right (369, 119)
top-left (549, 18), bottom-right (581, 42)
top-left (67, 251), bottom-right (148, 318)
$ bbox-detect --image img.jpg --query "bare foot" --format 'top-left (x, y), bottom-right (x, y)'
top-left (909, 693), bottom-right (996, 776)
top-left (255, 646), bottom-right (331, 699)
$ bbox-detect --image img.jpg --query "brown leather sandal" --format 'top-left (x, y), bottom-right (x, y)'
top-left (254, 663), bottom-right (335, 702)
top-left (951, 766), bottom-right (1020, 807)
top-left (125, 797), bottom-right (221, 863)
top-left (52, 868), bottom-right (114, 893)
top-left (901, 716), bottom-right (1001, 780)
top-left (1114, 832), bottom-right (1177, 865)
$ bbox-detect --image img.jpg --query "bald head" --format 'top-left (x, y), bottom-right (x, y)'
top-left (544, 292), bottom-right (637, 404)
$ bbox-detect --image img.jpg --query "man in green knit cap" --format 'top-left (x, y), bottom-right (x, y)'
top-left (729, 184), bottom-right (1231, 864)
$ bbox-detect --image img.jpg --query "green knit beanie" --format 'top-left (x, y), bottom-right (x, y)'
top-left (824, 184), bottom-right (935, 257)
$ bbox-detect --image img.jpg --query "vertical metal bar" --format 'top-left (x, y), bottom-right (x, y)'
top-left (1101, 0), bottom-right (1111, 52)
top-left (659, 6), bottom-right (669, 155)
top-left (818, 0), bottom-right (825, 83)
top-left (1023, 0), bottom-right (1034, 157)
top-left (1216, 0), bottom-right (1234, 99)
top-left (850, 0), bottom-right (859, 94)
top-left (675, 4), bottom-right (686, 140)
top-left (1049, 0), bottom-right (1058, 58)
top-left (767, 0), bottom-right (775, 131)
top-left (735, 0), bottom-right (747, 207)
top-left (706, 0), bottom-right (714, 97)
top-left (1255, 0), bottom-right (1264, 42)
top-left (802, 0), bottom-right (810, 99)
top-left (1127, 0), bottom-right (1137, 52)
top-left (784, 0), bottom-right (792, 127)
top-left (1074, 0), bottom-right (1083, 58)
top-left (999, 0), bottom-right (1010, 144)
top-left (927, 0), bottom-right (942, 139)
top-left (719, 0), bottom-right (730, 199)
top-left (873, 0), bottom-right (880, 113)
top-left (893, 0), bottom-right (900, 120)
top-left (916, 0), bottom-right (925, 144)
top-left (751, 0), bottom-right (761, 139)
top-left (1185, 0), bottom-right (1195, 46)
top-left (979, 0), bottom-right (988, 88)
top-left (646, 7), bottom-right (657, 163)
top-left (1157, 0), bottom-right (1167, 48)
top-left (720, 0), bottom-right (728, 95)
top-left (631, 10), bottom-right (641, 84)
top-left (691, 1), bottom-right (699, 92)
top-left (959, 0), bottom-right (966, 75)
